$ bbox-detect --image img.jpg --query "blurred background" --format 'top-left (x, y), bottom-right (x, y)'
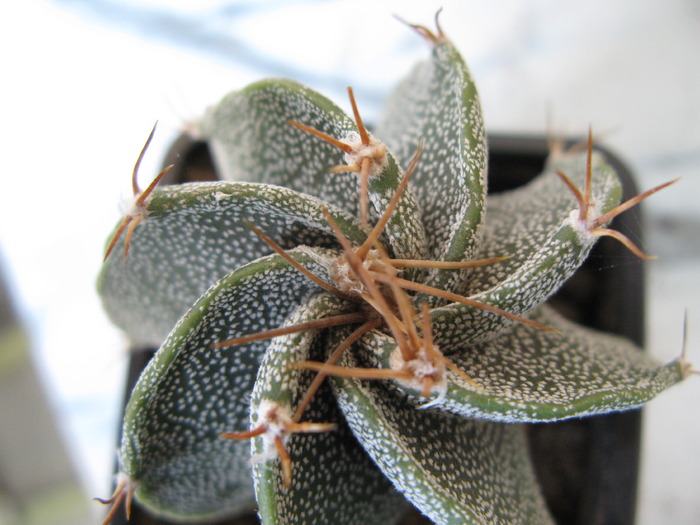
top-left (0, 1), bottom-right (698, 523)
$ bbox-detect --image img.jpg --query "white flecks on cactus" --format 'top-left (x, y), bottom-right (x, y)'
top-left (97, 14), bottom-right (686, 525)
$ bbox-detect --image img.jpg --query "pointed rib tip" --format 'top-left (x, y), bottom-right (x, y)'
top-left (394, 9), bottom-right (446, 43)
top-left (678, 358), bottom-right (698, 379)
top-left (394, 14), bottom-right (438, 43)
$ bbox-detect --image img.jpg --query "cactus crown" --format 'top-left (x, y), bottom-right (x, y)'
top-left (97, 14), bottom-right (688, 525)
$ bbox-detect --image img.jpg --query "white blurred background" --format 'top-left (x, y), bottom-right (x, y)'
top-left (0, 1), bottom-right (698, 523)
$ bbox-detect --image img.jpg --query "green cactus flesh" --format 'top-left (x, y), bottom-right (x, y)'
top-left (97, 16), bottom-right (686, 525)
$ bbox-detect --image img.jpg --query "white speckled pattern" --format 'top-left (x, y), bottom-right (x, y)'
top-left (98, 27), bottom-right (688, 525)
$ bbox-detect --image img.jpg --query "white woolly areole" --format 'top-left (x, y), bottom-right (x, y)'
top-left (250, 400), bottom-right (293, 463)
top-left (114, 471), bottom-right (137, 492)
top-left (213, 191), bottom-right (229, 203)
top-left (563, 204), bottom-right (601, 245)
top-left (340, 131), bottom-right (388, 177)
top-left (327, 248), bottom-right (392, 296)
top-left (329, 257), bottom-right (365, 295)
top-left (389, 345), bottom-right (448, 406)
top-left (119, 194), bottom-right (151, 220)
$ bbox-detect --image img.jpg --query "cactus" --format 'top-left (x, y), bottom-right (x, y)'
top-left (96, 15), bottom-right (690, 525)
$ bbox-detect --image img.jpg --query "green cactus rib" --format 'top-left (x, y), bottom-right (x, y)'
top-left (332, 345), bottom-right (554, 525)
top-left (200, 78), bottom-right (428, 264)
top-left (376, 38), bottom-right (487, 295)
top-left (97, 15), bottom-right (687, 525)
top-left (360, 305), bottom-right (684, 422)
top-left (118, 249), bottom-right (345, 521)
top-left (250, 294), bottom-right (405, 524)
top-left (431, 150), bottom-right (622, 349)
top-left (464, 149), bottom-right (622, 295)
top-left (97, 181), bottom-right (366, 346)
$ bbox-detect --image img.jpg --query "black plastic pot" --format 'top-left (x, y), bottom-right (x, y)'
top-left (108, 134), bottom-right (644, 525)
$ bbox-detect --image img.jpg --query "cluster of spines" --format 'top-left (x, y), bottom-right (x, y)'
top-left (97, 21), bottom-right (681, 521)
